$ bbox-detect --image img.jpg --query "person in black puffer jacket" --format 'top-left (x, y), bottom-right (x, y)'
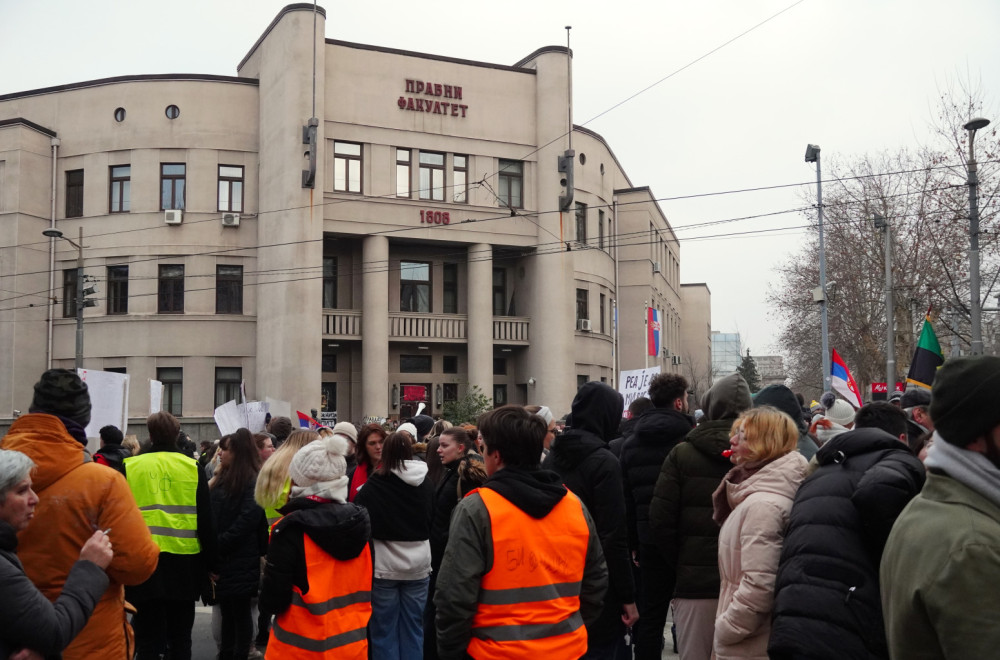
top-left (649, 372), bottom-right (751, 660)
top-left (609, 397), bottom-right (653, 459)
top-left (425, 427), bottom-right (487, 659)
top-left (769, 403), bottom-right (925, 660)
top-left (543, 382), bottom-right (637, 657)
top-left (210, 428), bottom-right (267, 660)
top-left (620, 373), bottom-right (695, 660)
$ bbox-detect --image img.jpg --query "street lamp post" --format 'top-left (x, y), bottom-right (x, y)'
top-left (964, 117), bottom-right (990, 355)
top-left (805, 144), bottom-right (831, 392)
top-left (43, 227), bottom-right (85, 369)
top-left (875, 215), bottom-right (895, 391)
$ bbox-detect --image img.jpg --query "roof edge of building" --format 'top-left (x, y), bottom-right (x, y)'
top-left (325, 39), bottom-right (540, 74)
top-left (238, 3), bottom-right (327, 72)
top-left (0, 117), bottom-right (57, 137)
top-left (0, 74), bottom-right (258, 102)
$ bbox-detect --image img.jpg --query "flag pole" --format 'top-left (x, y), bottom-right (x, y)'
top-left (644, 300), bottom-right (649, 370)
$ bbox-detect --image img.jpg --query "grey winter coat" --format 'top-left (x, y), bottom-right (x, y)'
top-left (0, 520), bottom-right (109, 658)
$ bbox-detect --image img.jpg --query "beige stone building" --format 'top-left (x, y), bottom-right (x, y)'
top-left (0, 4), bottom-right (705, 436)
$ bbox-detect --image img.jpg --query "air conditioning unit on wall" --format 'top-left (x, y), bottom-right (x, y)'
top-left (652, 261), bottom-right (662, 273)
top-left (576, 318), bottom-right (592, 332)
top-left (222, 213), bottom-right (240, 227)
top-left (164, 209), bottom-right (183, 225)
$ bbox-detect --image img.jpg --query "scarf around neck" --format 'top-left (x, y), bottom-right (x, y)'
top-left (925, 431), bottom-right (1000, 509)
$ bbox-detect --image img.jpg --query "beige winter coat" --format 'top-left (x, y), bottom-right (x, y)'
top-left (713, 451), bottom-right (809, 660)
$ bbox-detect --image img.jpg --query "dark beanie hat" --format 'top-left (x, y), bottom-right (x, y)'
top-left (930, 356), bottom-right (1000, 446)
top-left (268, 416), bottom-right (293, 442)
top-left (29, 368), bottom-right (91, 428)
top-left (413, 415), bottom-right (435, 441)
top-left (900, 388), bottom-right (931, 409)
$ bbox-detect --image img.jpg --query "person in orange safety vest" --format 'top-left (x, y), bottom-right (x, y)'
top-left (259, 433), bottom-right (372, 659)
top-left (434, 405), bottom-right (608, 659)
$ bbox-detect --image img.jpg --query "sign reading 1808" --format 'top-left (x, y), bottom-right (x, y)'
top-left (419, 209), bottom-right (451, 225)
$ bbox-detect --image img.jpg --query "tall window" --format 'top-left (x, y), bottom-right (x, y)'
top-left (443, 263), bottom-right (458, 314)
top-left (443, 355), bottom-right (458, 374)
top-left (323, 256), bottom-right (338, 308)
top-left (109, 165), bottom-right (130, 213)
top-left (493, 384), bottom-right (508, 407)
top-left (493, 358), bottom-right (507, 375)
top-left (107, 265), bottom-right (128, 315)
top-left (160, 163), bottom-right (186, 210)
top-left (575, 202), bottom-right (588, 243)
top-left (498, 159), bottom-right (523, 209)
top-left (400, 355), bottom-right (433, 373)
top-left (400, 261), bottom-right (430, 313)
top-left (599, 293), bottom-right (606, 334)
top-left (66, 169), bottom-right (84, 218)
top-left (217, 165), bottom-right (244, 212)
top-left (576, 288), bottom-right (588, 322)
top-left (396, 149), bottom-right (411, 198)
top-left (214, 367), bottom-right (242, 407)
top-left (419, 151), bottom-right (445, 201)
top-left (492, 268), bottom-right (506, 316)
top-left (453, 155), bottom-right (468, 203)
top-left (598, 209), bottom-right (605, 250)
top-left (333, 141), bottom-right (362, 193)
top-left (443, 383), bottom-right (458, 404)
top-left (215, 265), bottom-right (243, 314)
top-left (158, 367), bottom-right (183, 416)
top-left (62, 268), bottom-right (78, 318)
top-left (158, 265), bottom-right (184, 314)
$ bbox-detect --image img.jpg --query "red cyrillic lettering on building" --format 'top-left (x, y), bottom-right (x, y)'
top-left (459, 104), bottom-right (468, 117)
top-left (450, 104), bottom-right (459, 116)
top-left (407, 98), bottom-right (416, 111)
top-left (433, 102), bottom-right (442, 114)
top-left (453, 86), bottom-right (462, 100)
top-left (405, 80), bottom-right (416, 93)
top-left (398, 97), bottom-right (407, 109)
top-left (434, 83), bottom-right (443, 97)
top-left (415, 81), bottom-right (425, 94)
top-left (444, 85), bottom-right (453, 99)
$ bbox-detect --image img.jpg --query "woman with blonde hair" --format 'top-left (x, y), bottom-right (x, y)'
top-left (711, 406), bottom-right (809, 660)
top-left (255, 430), bottom-right (319, 526)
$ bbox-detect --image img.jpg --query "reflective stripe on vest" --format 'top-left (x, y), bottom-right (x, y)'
top-left (124, 452), bottom-right (201, 554)
top-left (468, 487), bottom-right (590, 660)
top-left (266, 534), bottom-right (372, 660)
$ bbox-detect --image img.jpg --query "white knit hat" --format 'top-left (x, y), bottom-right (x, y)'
top-left (397, 422), bottom-right (418, 439)
top-left (824, 398), bottom-right (856, 427)
top-left (332, 421), bottom-right (358, 444)
top-left (289, 435), bottom-right (349, 487)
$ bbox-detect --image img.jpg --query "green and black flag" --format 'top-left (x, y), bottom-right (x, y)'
top-left (906, 313), bottom-right (944, 390)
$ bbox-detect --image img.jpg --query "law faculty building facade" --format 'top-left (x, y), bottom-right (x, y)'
top-left (0, 4), bottom-right (711, 437)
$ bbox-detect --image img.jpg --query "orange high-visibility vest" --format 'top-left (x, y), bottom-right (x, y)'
top-left (266, 533), bottom-right (373, 659)
top-left (467, 487), bottom-right (591, 660)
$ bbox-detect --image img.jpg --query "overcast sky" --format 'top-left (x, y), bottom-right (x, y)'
top-left (3, 0), bottom-right (998, 359)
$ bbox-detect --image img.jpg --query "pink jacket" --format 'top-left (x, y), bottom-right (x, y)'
top-left (713, 451), bottom-right (808, 660)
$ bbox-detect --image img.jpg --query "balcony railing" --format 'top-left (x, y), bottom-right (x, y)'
top-left (322, 310), bottom-right (529, 344)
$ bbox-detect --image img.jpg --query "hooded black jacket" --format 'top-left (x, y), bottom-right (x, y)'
top-left (433, 468), bottom-right (608, 659)
top-left (620, 406), bottom-right (695, 549)
top-left (649, 372), bottom-right (751, 598)
top-left (542, 382), bottom-right (634, 642)
top-left (259, 497), bottom-right (371, 615)
top-left (768, 427), bottom-right (925, 660)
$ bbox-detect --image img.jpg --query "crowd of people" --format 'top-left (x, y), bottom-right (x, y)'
top-left (1, 356), bottom-right (999, 659)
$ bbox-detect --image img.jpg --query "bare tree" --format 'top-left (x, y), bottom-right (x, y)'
top-left (771, 89), bottom-right (999, 400)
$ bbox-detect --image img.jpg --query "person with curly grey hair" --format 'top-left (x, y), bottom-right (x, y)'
top-left (0, 449), bottom-right (113, 659)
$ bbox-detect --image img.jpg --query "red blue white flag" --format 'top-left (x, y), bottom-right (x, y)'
top-left (647, 307), bottom-right (661, 357)
top-left (830, 349), bottom-right (863, 408)
top-left (296, 410), bottom-right (321, 430)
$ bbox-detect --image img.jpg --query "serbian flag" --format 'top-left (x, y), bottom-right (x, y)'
top-left (831, 349), bottom-right (863, 408)
top-left (647, 308), bottom-right (661, 357)
top-left (296, 410), bottom-right (321, 430)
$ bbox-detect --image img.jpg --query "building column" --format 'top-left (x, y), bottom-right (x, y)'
top-left (467, 243), bottom-right (493, 399)
top-left (362, 235), bottom-right (389, 417)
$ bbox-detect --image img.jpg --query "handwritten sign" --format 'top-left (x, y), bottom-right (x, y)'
top-left (618, 366), bottom-right (661, 416)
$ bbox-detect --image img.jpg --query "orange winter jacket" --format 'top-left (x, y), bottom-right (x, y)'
top-left (2, 413), bottom-right (160, 660)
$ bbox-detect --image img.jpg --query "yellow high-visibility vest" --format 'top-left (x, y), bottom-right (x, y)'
top-left (125, 451), bottom-right (201, 554)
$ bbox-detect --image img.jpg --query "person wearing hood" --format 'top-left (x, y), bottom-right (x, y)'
top-left (0, 369), bottom-right (159, 660)
top-left (768, 402), bottom-right (924, 660)
top-left (354, 431), bottom-right (435, 660)
top-left (542, 382), bottom-right (638, 657)
top-left (711, 407), bottom-right (809, 660)
top-left (752, 384), bottom-right (820, 459)
top-left (620, 373), bottom-right (695, 660)
top-left (94, 425), bottom-right (131, 475)
top-left (435, 405), bottom-right (608, 659)
top-left (648, 373), bottom-right (752, 660)
top-left (260, 434), bottom-right (373, 658)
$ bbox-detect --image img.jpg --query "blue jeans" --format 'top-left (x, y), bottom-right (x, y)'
top-left (370, 577), bottom-right (429, 660)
